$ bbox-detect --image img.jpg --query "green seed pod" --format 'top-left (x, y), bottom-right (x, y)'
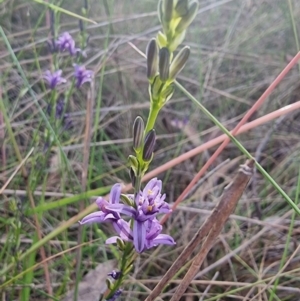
top-left (143, 129), bottom-right (156, 161)
top-left (169, 46), bottom-right (190, 80)
top-left (175, 1), bottom-right (198, 33)
top-left (175, 0), bottom-right (189, 16)
top-left (159, 47), bottom-right (170, 82)
top-left (133, 116), bottom-right (145, 151)
top-left (146, 39), bottom-right (158, 80)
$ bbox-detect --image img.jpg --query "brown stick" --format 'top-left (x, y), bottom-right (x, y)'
top-left (145, 159), bottom-right (254, 301)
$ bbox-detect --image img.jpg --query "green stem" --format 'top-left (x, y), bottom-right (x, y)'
top-left (144, 102), bottom-right (161, 133)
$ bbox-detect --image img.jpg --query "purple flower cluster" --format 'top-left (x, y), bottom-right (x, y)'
top-left (79, 178), bottom-right (175, 253)
top-left (43, 32), bottom-right (93, 90)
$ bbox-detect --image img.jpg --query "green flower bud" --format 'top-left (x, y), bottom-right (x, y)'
top-left (128, 155), bottom-right (139, 174)
top-left (133, 116), bottom-right (145, 151)
top-left (169, 46), bottom-right (190, 80)
top-left (146, 39), bottom-right (158, 80)
top-left (175, 0), bottom-right (189, 16)
top-left (163, 0), bottom-right (174, 23)
top-left (157, 31), bottom-right (167, 48)
top-left (116, 237), bottom-right (125, 250)
top-left (169, 30), bottom-right (186, 52)
top-left (106, 278), bottom-right (113, 290)
top-left (143, 129), bottom-right (156, 161)
top-left (121, 193), bottom-right (134, 206)
top-left (158, 0), bottom-right (163, 23)
top-left (150, 75), bottom-right (163, 101)
top-left (161, 84), bottom-right (175, 103)
top-left (175, 1), bottom-right (198, 33)
top-left (124, 264), bottom-right (133, 275)
top-left (129, 168), bottom-right (136, 187)
top-left (159, 47), bottom-right (170, 82)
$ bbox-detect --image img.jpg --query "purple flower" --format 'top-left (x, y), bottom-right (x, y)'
top-left (109, 178), bottom-right (171, 222)
top-left (108, 270), bottom-right (122, 280)
top-left (55, 32), bottom-right (81, 56)
top-left (106, 218), bottom-right (175, 253)
top-left (79, 178), bottom-right (175, 253)
top-left (79, 184), bottom-right (122, 225)
top-left (74, 65), bottom-right (93, 88)
top-left (43, 70), bottom-right (66, 90)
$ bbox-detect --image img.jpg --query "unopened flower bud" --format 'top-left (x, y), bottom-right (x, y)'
top-left (116, 237), bottom-right (125, 250)
top-left (129, 168), bottom-right (136, 187)
top-left (161, 84), bottom-right (175, 103)
top-left (124, 264), bottom-right (133, 275)
top-left (169, 30), bottom-right (186, 52)
top-left (157, 31), bottom-right (168, 48)
top-left (121, 193), bottom-right (134, 206)
top-left (163, 0), bottom-right (174, 23)
top-left (106, 278), bottom-right (113, 290)
top-left (150, 75), bottom-right (163, 101)
top-left (143, 129), bottom-right (156, 161)
top-left (169, 46), bottom-right (190, 80)
top-left (133, 116), bottom-right (144, 151)
top-left (146, 39), bottom-right (158, 80)
top-left (175, 1), bottom-right (198, 33)
top-left (175, 0), bottom-right (189, 16)
top-left (158, 0), bottom-right (163, 24)
top-left (108, 270), bottom-right (122, 280)
top-left (159, 47), bottom-right (170, 82)
top-left (128, 155), bottom-right (139, 173)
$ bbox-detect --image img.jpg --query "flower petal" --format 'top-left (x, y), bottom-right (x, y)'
top-left (133, 220), bottom-right (146, 253)
top-left (109, 183), bottom-right (122, 204)
top-left (79, 211), bottom-right (106, 224)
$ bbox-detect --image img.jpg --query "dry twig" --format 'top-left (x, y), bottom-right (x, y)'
top-left (145, 159), bottom-right (254, 301)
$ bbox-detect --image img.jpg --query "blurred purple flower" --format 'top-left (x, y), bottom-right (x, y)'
top-left (55, 98), bottom-right (65, 119)
top-left (106, 289), bottom-right (122, 301)
top-left (108, 270), bottom-right (122, 280)
top-left (55, 32), bottom-right (81, 56)
top-left (74, 64), bottom-right (93, 88)
top-left (43, 70), bottom-right (66, 90)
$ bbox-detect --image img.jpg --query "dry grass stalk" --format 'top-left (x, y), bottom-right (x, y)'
top-left (145, 159), bottom-right (254, 301)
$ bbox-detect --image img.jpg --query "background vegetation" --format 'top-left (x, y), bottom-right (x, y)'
top-left (1, 0), bottom-right (300, 300)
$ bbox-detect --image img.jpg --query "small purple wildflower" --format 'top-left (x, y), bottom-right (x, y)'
top-left (55, 32), bottom-right (81, 56)
top-left (106, 289), bottom-right (122, 301)
top-left (43, 70), bottom-right (66, 90)
top-left (55, 98), bottom-right (65, 119)
top-left (73, 64), bottom-right (93, 88)
top-left (108, 270), bottom-right (122, 280)
top-left (79, 178), bottom-right (176, 253)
